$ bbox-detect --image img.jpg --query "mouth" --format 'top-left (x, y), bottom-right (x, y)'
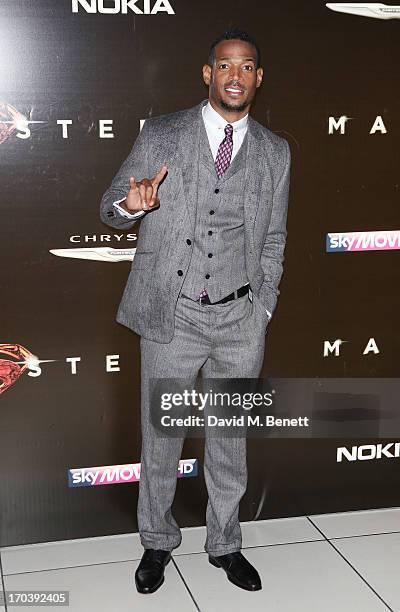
top-left (224, 86), bottom-right (245, 97)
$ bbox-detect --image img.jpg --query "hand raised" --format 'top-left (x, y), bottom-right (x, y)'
top-left (125, 165), bottom-right (167, 213)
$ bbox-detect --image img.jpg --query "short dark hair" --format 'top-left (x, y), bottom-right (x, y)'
top-left (208, 28), bottom-right (261, 69)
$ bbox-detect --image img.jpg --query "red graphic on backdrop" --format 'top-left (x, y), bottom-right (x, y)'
top-left (0, 344), bottom-right (34, 395)
top-left (0, 102), bottom-right (27, 145)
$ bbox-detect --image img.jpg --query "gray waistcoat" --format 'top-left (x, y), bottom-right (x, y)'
top-left (180, 119), bottom-right (249, 302)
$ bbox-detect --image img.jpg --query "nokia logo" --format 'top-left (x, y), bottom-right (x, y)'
top-left (337, 443), bottom-right (400, 462)
top-left (71, 0), bottom-right (175, 14)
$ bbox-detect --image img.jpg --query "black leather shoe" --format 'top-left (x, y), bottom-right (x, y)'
top-left (135, 548), bottom-right (172, 594)
top-left (209, 551), bottom-right (262, 591)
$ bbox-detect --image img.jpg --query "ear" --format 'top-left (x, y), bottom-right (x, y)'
top-left (202, 64), bottom-right (212, 86)
top-left (256, 67), bottom-right (264, 89)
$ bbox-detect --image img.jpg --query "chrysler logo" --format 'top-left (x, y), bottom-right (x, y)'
top-left (327, 3), bottom-right (400, 19)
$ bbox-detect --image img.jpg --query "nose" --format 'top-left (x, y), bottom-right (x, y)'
top-left (229, 65), bottom-right (241, 81)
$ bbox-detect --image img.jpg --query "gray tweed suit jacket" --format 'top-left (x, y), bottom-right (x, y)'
top-left (100, 99), bottom-right (291, 343)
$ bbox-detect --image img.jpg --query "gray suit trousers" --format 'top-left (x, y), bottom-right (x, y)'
top-left (138, 290), bottom-right (268, 556)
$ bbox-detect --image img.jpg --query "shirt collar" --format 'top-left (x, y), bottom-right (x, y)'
top-left (202, 100), bottom-right (248, 132)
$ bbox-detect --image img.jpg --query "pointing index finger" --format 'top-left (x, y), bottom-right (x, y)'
top-left (151, 165), bottom-right (168, 189)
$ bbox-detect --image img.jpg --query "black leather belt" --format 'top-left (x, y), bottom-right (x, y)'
top-left (182, 284), bottom-right (250, 306)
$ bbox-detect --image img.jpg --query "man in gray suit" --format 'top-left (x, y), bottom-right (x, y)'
top-left (100, 28), bottom-right (291, 595)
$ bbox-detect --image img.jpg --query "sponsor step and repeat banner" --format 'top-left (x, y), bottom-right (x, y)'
top-left (1, 0), bottom-right (399, 546)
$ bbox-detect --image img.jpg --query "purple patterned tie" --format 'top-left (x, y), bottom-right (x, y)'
top-left (197, 124), bottom-right (234, 301)
top-left (215, 124), bottom-right (234, 178)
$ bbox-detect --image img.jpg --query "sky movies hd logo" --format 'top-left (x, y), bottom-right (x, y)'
top-left (326, 230), bottom-right (400, 252)
top-left (68, 459), bottom-right (198, 487)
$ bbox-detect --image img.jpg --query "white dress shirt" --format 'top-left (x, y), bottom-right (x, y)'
top-left (112, 101), bottom-right (270, 319)
top-left (201, 100), bottom-right (248, 162)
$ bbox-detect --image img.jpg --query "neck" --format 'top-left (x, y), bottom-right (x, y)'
top-left (208, 99), bottom-right (249, 123)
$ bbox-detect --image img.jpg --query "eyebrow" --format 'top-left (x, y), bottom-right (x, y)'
top-left (217, 57), bottom-right (256, 63)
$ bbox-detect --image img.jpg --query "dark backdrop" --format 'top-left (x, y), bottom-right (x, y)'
top-left (1, 0), bottom-right (399, 546)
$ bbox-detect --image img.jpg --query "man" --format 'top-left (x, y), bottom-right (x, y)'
top-left (100, 28), bottom-right (291, 594)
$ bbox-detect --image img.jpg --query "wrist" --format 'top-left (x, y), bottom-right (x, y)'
top-left (120, 198), bottom-right (141, 214)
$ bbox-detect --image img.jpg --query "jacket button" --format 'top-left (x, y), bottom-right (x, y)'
top-left (208, 230), bottom-right (213, 236)
top-left (177, 270), bottom-right (183, 276)
top-left (205, 273), bottom-right (210, 279)
top-left (186, 239), bottom-right (191, 245)
top-left (214, 188), bottom-right (220, 194)
top-left (209, 210), bottom-right (215, 215)
top-left (208, 253), bottom-right (213, 258)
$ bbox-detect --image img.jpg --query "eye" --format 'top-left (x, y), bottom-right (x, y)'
top-left (243, 65), bottom-right (254, 71)
top-left (218, 63), bottom-right (229, 70)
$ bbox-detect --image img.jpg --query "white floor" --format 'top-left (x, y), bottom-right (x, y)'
top-left (1, 508), bottom-right (399, 612)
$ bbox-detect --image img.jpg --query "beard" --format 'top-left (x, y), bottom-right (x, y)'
top-left (219, 98), bottom-right (249, 113)
top-left (217, 90), bottom-right (254, 114)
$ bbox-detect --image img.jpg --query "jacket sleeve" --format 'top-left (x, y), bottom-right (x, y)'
top-left (258, 139), bottom-right (291, 318)
top-left (99, 119), bottom-right (151, 230)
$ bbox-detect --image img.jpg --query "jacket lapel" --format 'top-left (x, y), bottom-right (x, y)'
top-left (243, 116), bottom-right (273, 255)
top-left (199, 117), bottom-right (216, 174)
top-left (173, 100), bottom-right (207, 227)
